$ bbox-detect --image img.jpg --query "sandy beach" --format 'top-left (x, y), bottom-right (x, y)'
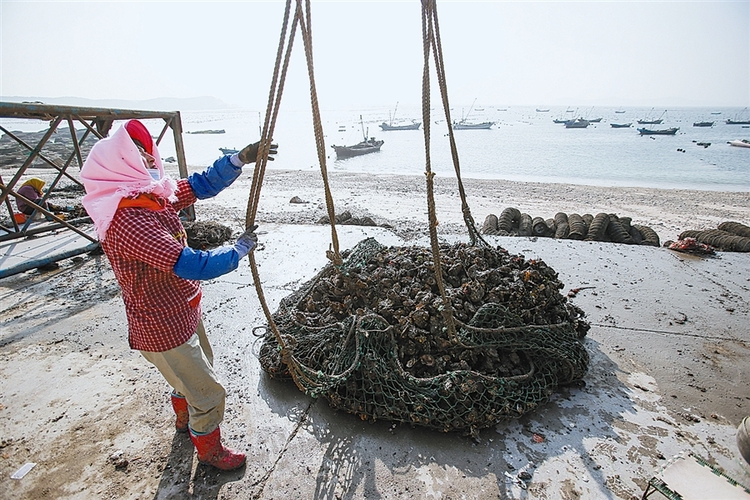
top-left (2, 166), bottom-right (749, 499)
top-left (202, 168), bottom-right (750, 244)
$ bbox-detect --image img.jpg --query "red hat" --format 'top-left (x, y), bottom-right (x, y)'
top-left (124, 119), bottom-right (154, 155)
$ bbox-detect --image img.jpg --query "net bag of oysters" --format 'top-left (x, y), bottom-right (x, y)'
top-left (258, 237), bottom-right (589, 437)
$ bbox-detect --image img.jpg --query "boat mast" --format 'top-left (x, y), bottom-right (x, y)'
top-left (360, 115), bottom-right (367, 141)
top-left (466, 98), bottom-right (477, 121)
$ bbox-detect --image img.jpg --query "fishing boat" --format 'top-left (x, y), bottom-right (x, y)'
top-left (536, 108), bottom-right (550, 112)
top-left (610, 123), bottom-right (632, 128)
top-left (379, 121), bottom-right (421, 131)
top-left (553, 118), bottom-right (569, 124)
top-left (588, 117), bottom-right (603, 123)
top-left (637, 109), bottom-right (666, 125)
top-left (188, 129), bottom-right (226, 134)
top-left (332, 115), bottom-right (384, 159)
top-left (332, 138), bottom-right (384, 158)
top-left (379, 102), bottom-right (421, 130)
top-left (219, 147), bottom-right (239, 155)
top-left (693, 121), bottom-right (714, 127)
top-left (453, 120), bottom-right (494, 130)
top-left (565, 118), bottom-right (590, 129)
top-left (726, 108), bottom-right (750, 125)
top-left (453, 98), bottom-right (494, 129)
top-left (615, 109), bottom-right (626, 114)
top-left (638, 127), bottom-right (678, 136)
top-left (729, 139), bottom-right (750, 148)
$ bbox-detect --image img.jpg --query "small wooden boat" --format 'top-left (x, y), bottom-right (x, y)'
top-left (638, 108), bottom-right (666, 124)
top-left (219, 147), bottom-right (239, 155)
top-left (728, 139), bottom-right (750, 148)
top-left (726, 108), bottom-right (750, 124)
top-left (637, 118), bottom-right (663, 125)
top-left (693, 121), bottom-right (714, 127)
top-left (610, 123), bottom-right (632, 128)
top-left (379, 121), bottom-right (421, 131)
top-left (332, 138), bottom-right (384, 158)
top-left (588, 117), bottom-right (603, 123)
top-left (333, 115), bottom-right (384, 159)
top-left (536, 108), bottom-right (550, 112)
top-left (452, 120), bottom-right (494, 130)
top-left (380, 102), bottom-right (421, 131)
top-left (188, 129), bottom-right (226, 134)
top-left (565, 118), bottom-right (590, 129)
top-left (638, 127), bottom-right (678, 135)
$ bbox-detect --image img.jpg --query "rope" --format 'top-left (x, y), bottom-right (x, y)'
top-left (243, 0), bottom-right (344, 392)
top-left (246, 0), bottom-right (491, 387)
top-left (420, 0), bottom-right (458, 343)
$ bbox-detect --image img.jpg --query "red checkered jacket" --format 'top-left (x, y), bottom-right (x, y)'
top-left (101, 179), bottom-right (202, 352)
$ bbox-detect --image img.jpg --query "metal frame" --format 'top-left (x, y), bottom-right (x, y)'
top-left (0, 101), bottom-right (192, 244)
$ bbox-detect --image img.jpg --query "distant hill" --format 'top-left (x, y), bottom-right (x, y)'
top-left (0, 95), bottom-right (234, 111)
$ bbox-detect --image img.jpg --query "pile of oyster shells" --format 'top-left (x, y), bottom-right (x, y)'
top-left (289, 242), bottom-right (589, 379)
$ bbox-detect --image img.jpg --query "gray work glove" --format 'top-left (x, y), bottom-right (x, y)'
top-left (234, 225), bottom-right (259, 258)
top-left (238, 141), bottom-right (278, 164)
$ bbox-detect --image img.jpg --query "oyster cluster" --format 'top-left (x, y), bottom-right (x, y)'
top-left (289, 242), bottom-right (589, 379)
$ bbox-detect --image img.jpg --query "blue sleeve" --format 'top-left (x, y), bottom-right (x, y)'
top-left (187, 155), bottom-right (242, 200)
top-left (173, 245), bottom-right (241, 280)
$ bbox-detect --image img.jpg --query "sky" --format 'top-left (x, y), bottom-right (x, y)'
top-left (1, 1), bottom-right (748, 110)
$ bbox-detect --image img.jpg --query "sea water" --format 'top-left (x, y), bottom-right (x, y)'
top-left (2, 106), bottom-right (748, 192)
top-left (169, 106), bottom-right (749, 192)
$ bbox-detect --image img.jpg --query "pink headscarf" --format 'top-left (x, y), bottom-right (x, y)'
top-left (81, 123), bottom-right (178, 240)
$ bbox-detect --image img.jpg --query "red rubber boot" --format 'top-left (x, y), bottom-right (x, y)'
top-left (170, 393), bottom-right (189, 433)
top-left (189, 427), bottom-right (246, 471)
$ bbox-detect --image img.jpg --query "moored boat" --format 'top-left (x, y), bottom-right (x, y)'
top-left (637, 118), bottom-right (663, 125)
top-left (565, 118), bottom-right (590, 129)
top-left (638, 127), bottom-right (678, 135)
top-left (610, 123), bottom-right (632, 128)
top-left (637, 108), bottom-right (666, 124)
top-left (726, 108), bottom-right (750, 125)
top-left (332, 138), bottom-right (384, 159)
top-left (452, 120), bottom-right (494, 130)
top-left (379, 121), bottom-right (421, 131)
top-left (693, 121), bottom-right (714, 127)
top-left (380, 102), bottom-right (421, 131)
top-left (728, 139), bottom-right (750, 148)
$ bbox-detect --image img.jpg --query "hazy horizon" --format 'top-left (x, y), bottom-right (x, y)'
top-left (1, 1), bottom-right (748, 110)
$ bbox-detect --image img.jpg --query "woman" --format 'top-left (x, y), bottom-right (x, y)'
top-left (81, 119), bottom-right (275, 471)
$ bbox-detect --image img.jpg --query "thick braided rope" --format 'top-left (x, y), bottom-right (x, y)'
top-left (244, 0), bottom-right (345, 391)
top-left (427, 2), bottom-right (487, 247)
top-left (245, 0), bottom-right (297, 383)
top-left (421, 0), bottom-right (458, 343)
top-left (298, 0), bottom-right (342, 265)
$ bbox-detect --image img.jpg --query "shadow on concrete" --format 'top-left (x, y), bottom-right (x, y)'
top-left (152, 432), bottom-right (246, 499)
top-left (255, 336), bottom-right (638, 499)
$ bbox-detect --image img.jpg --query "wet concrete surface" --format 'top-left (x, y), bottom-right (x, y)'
top-left (1, 223), bottom-right (749, 499)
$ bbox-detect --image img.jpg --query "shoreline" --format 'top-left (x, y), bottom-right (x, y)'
top-left (191, 167), bottom-right (750, 245)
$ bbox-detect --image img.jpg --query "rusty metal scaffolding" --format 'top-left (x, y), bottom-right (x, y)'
top-left (0, 101), bottom-right (192, 245)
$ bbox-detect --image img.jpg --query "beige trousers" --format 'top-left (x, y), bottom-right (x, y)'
top-left (140, 320), bottom-right (225, 434)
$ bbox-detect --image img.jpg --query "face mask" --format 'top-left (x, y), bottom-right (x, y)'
top-left (148, 169), bottom-right (161, 180)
